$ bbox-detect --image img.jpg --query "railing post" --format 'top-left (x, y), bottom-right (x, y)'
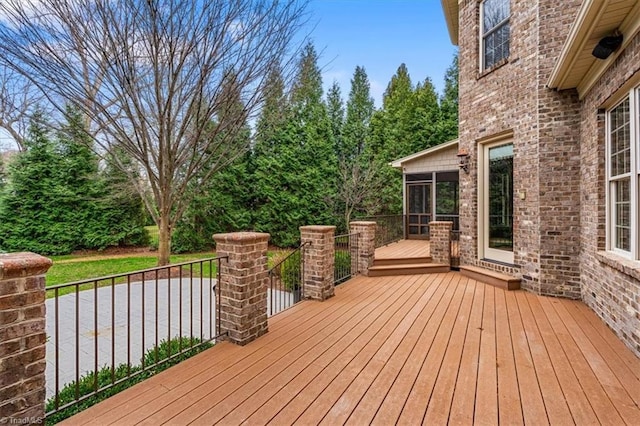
top-left (0, 252), bottom-right (52, 424)
top-left (213, 232), bottom-right (269, 346)
top-left (429, 221), bottom-right (453, 266)
top-left (349, 221), bottom-right (377, 276)
top-left (300, 226), bottom-right (336, 301)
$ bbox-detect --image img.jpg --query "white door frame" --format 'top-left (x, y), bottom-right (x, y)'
top-left (478, 139), bottom-right (514, 264)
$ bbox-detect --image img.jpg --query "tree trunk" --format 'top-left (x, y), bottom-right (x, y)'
top-left (158, 216), bottom-right (171, 266)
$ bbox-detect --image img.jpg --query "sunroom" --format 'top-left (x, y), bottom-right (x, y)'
top-left (390, 139), bottom-right (460, 239)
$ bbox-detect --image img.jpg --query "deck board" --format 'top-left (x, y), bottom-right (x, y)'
top-left (62, 272), bottom-right (640, 426)
top-left (374, 239), bottom-right (431, 260)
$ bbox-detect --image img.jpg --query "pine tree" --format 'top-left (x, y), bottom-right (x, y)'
top-left (366, 64), bottom-right (416, 215)
top-left (0, 153), bottom-right (5, 192)
top-left (335, 66), bottom-right (382, 227)
top-left (326, 80), bottom-right (344, 156)
top-left (411, 77), bottom-right (442, 151)
top-left (0, 112), bottom-right (77, 254)
top-left (343, 66), bottom-right (374, 158)
top-left (89, 146), bottom-right (149, 249)
top-left (173, 72), bottom-right (254, 252)
top-left (440, 53), bottom-right (459, 140)
top-left (254, 43), bottom-right (337, 246)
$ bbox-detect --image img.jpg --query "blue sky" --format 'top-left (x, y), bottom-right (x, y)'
top-left (306, 0), bottom-right (458, 107)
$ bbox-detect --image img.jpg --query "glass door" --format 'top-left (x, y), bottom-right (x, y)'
top-left (483, 142), bottom-right (514, 263)
top-left (407, 183), bottom-right (431, 239)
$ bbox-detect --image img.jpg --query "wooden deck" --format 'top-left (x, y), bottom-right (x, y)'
top-left (375, 239), bottom-right (460, 264)
top-left (64, 272), bottom-right (640, 425)
top-left (374, 239), bottom-right (431, 260)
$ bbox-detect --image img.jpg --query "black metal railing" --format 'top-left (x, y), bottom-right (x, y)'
top-left (360, 215), bottom-right (405, 247)
top-left (268, 242), bottom-right (309, 316)
top-left (451, 229), bottom-right (461, 269)
top-left (435, 214), bottom-right (460, 231)
top-left (334, 233), bottom-right (358, 285)
top-left (45, 256), bottom-right (226, 420)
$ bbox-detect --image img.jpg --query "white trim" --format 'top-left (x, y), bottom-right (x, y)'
top-left (577, 1), bottom-right (640, 98)
top-left (547, 0), bottom-right (607, 90)
top-left (440, 0), bottom-right (459, 45)
top-left (548, 0), bottom-right (640, 98)
top-left (389, 139), bottom-right (458, 168)
top-left (479, 139), bottom-right (515, 264)
top-left (606, 89), bottom-right (640, 259)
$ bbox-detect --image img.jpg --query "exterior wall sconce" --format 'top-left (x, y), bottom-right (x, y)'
top-left (457, 148), bottom-right (470, 174)
top-left (592, 31), bottom-right (623, 60)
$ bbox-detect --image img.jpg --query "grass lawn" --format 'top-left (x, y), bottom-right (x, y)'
top-left (45, 248), bottom-right (293, 299)
top-left (46, 253), bottom-right (217, 287)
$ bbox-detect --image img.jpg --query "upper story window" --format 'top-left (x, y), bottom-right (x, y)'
top-left (607, 90), bottom-right (638, 258)
top-left (481, 0), bottom-right (510, 70)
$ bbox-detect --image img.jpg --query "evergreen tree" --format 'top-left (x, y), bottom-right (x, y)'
top-left (55, 105), bottom-right (100, 247)
top-left (254, 43), bottom-right (337, 246)
top-left (173, 72), bottom-right (254, 252)
top-left (411, 77), bottom-right (442, 151)
top-left (0, 153), bottom-right (5, 192)
top-left (343, 66), bottom-right (374, 158)
top-left (326, 80), bottom-right (344, 156)
top-left (0, 112), bottom-right (77, 254)
top-left (89, 146), bottom-right (149, 249)
top-left (335, 66), bottom-right (382, 227)
top-left (366, 64), bottom-right (416, 214)
top-left (440, 53), bottom-right (459, 140)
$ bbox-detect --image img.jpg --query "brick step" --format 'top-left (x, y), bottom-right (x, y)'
top-left (372, 256), bottom-right (432, 267)
top-left (368, 263), bottom-right (450, 277)
top-left (459, 265), bottom-right (521, 290)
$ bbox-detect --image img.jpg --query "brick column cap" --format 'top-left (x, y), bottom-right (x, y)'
top-left (429, 221), bottom-right (454, 226)
top-left (0, 252), bottom-right (52, 280)
top-left (350, 221), bottom-right (377, 226)
top-left (300, 225), bottom-right (336, 233)
top-left (213, 232), bottom-right (270, 244)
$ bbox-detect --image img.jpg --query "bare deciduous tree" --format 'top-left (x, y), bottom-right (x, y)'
top-left (0, 67), bottom-right (46, 151)
top-left (337, 156), bottom-right (384, 228)
top-left (0, 0), bottom-right (308, 264)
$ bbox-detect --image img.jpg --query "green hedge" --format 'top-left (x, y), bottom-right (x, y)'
top-left (45, 336), bottom-right (213, 424)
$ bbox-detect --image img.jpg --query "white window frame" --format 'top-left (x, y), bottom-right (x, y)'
top-left (480, 0), bottom-right (510, 71)
top-left (606, 88), bottom-right (639, 259)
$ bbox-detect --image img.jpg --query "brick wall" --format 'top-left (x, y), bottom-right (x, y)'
top-left (457, 0), bottom-right (582, 296)
top-left (213, 232), bottom-right (269, 346)
top-left (300, 225), bottom-right (336, 301)
top-left (429, 221), bottom-right (452, 265)
top-left (349, 222), bottom-right (376, 275)
top-left (578, 31), bottom-right (640, 357)
top-left (0, 253), bottom-right (52, 424)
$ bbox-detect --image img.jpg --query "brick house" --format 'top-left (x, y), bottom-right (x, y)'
top-left (441, 0), bottom-right (640, 356)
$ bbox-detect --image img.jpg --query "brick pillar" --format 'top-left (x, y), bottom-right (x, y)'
top-left (213, 232), bottom-right (269, 346)
top-left (349, 221), bottom-right (376, 276)
top-left (0, 252), bottom-right (52, 424)
top-left (300, 225), bottom-right (336, 301)
top-left (429, 221), bottom-right (452, 265)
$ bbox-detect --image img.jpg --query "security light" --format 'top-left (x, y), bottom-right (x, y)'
top-left (592, 33), bottom-right (623, 60)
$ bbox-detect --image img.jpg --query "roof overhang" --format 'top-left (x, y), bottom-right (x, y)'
top-left (547, 0), bottom-right (640, 99)
top-left (440, 0), bottom-right (459, 45)
top-left (390, 139), bottom-right (459, 169)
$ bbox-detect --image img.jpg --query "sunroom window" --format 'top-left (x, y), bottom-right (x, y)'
top-left (607, 94), bottom-right (638, 257)
top-left (481, 0), bottom-right (510, 70)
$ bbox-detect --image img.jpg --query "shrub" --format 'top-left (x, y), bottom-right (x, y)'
top-left (280, 250), bottom-right (301, 292)
top-left (45, 336), bottom-right (213, 424)
top-left (334, 250), bottom-right (352, 285)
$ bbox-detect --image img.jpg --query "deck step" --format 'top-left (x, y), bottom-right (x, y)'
top-left (368, 263), bottom-right (449, 277)
top-left (372, 256), bottom-right (432, 267)
top-left (459, 265), bottom-right (520, 290)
